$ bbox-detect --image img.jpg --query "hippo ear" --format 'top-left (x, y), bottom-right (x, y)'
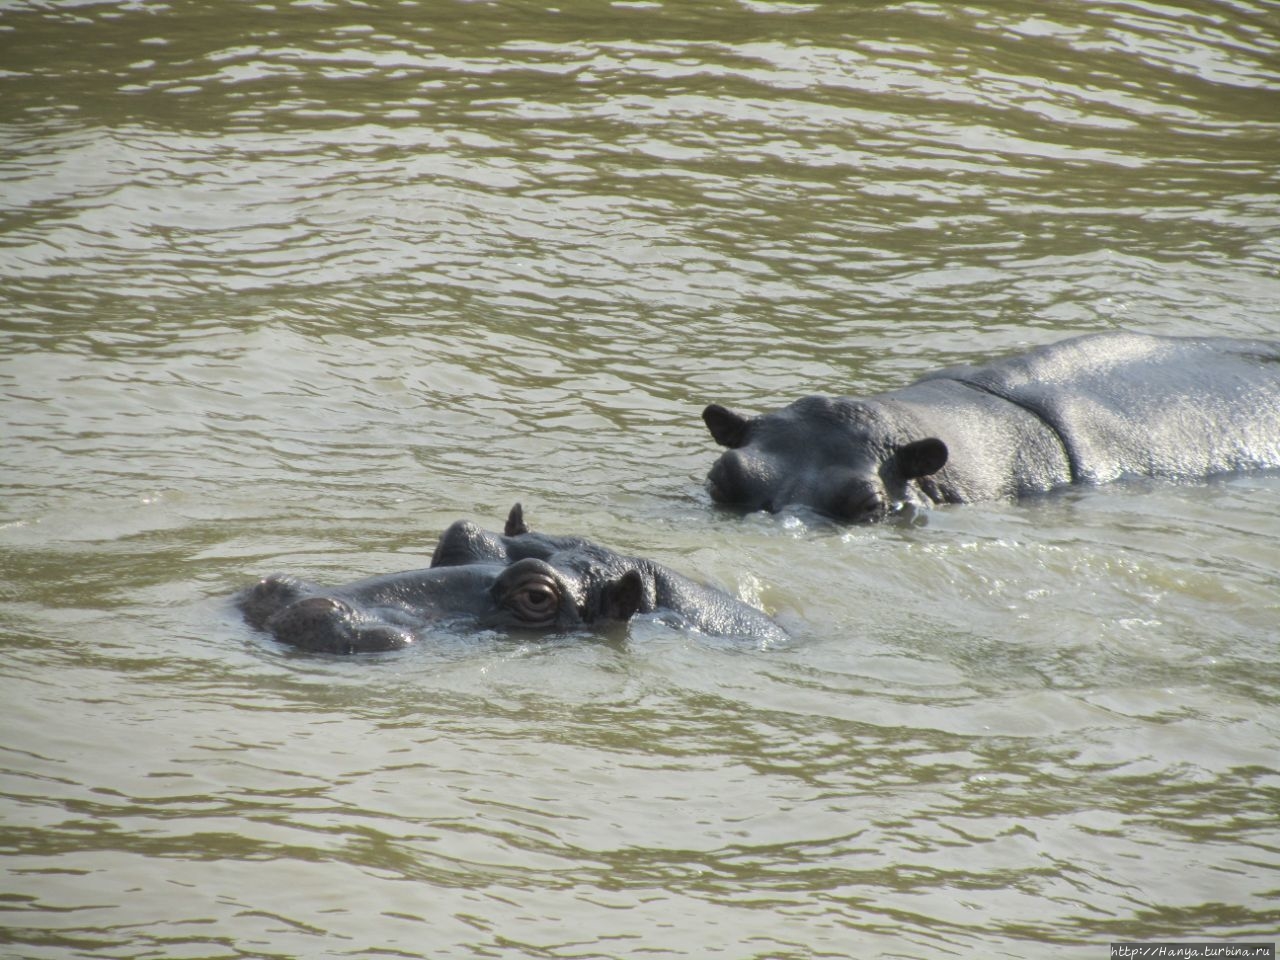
top-left (600, 569), bottom-right (644, 622)
top-left (703, 404), bottom-right (750, 448)
top-left (504, 502), bottom-right (529, 536)
top-left (896, 438), bottom-right (948, 479)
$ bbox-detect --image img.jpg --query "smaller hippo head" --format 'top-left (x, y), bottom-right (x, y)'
top-left (238, 504), bottom-right (783, 653)
top-left (702, 398), bottom-right (949, 522)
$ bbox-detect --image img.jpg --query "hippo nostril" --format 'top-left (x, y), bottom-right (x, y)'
top-left (264, 596), bottom-right (361, 653)
top-left (708, 452), bottom-right (754, 506)
top-left (706, 463), bottom-right (728, 503)
top-left (239, 574), bottom-right (308, 628)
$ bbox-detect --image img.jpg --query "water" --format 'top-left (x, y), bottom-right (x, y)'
top-left (2, 0), bottom-right (1278, 957)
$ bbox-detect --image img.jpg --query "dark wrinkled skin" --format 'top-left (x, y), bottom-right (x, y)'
top-left (703, 332), bottom-right (1280, 523)
top-left (238, 504), bottom-right (785, 653)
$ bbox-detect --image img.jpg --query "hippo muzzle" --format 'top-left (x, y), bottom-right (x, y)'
top-left (239, 564), bottom-right (516, 654)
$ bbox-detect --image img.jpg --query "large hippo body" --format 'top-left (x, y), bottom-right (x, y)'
top-left (703, 332), bottom-right (1280, 522)
top-left (239, 505), bottom-right (784, 653)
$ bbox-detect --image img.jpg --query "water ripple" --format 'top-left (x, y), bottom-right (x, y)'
top-left (3, 1), bottom-right (1279, 956)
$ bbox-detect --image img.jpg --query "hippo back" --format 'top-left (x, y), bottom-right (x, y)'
top-left (923, 332), bottom-right (1280, 484)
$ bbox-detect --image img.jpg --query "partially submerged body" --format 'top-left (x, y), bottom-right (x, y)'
top-left (703, 332), bottom-right (1280, 522)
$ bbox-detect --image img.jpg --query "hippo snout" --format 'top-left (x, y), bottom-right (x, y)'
top-left (265, 596), bottom-right (414, 655)
top-left (238, 574), bottom-right (308, 629)
top-left (708, 450), bottom-right (775, 512)
top-left (238, 576), bottom-right (416, 654)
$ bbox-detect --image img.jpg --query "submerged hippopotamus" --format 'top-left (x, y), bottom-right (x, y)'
top-left (703, 331), bottom-right (1280, 522)
top-left (238, 504), bottom-right (784, 653)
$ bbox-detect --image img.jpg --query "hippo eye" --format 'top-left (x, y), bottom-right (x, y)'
top-left (502, 574), bottom-right (562, 626)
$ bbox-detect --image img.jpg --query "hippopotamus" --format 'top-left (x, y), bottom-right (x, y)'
top-left (238, 504), bottom-right (785, 653)
top-left (702, 331), bottom-right (1280, 522)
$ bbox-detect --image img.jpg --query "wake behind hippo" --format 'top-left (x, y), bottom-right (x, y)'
top-left (238, 504), bottom-right (785, 653)
top-left (702, 332), bottom-right (1280, 522)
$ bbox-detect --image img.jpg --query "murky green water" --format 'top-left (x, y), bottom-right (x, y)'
top-left (2, 1), bottom-right (1278, 957)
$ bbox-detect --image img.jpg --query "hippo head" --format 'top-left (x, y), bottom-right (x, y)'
top-left (238, 505), bottom-right (694, 654)
top-left (702, 398), bottom-right (949, 522)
